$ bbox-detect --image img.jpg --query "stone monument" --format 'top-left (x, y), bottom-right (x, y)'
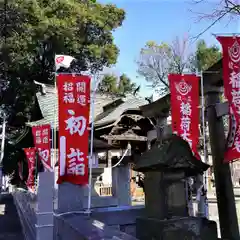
top-left (134, 134), bottom-right (218, 240)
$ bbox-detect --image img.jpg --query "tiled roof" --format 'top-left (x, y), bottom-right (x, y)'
top-left (140, 93), bottom-right (170, 117)
top-left (26, 85), bottom-right (148, 129)
top-left (26, 85), bottom-right (119, 128)
top-left (94, 95), bottom-right (149, 126)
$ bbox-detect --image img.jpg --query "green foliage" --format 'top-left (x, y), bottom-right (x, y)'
top-left (0, 0), bottom-right (125, 121)
top-left (190, 40), bottom-right (222, 71)
top-left (98, 74), bottom-right (118, 93)
top-left (1, 140), bottom-right (26, 185)
top-left (98, 73), bottom-right (137, 95)
top-left (118, 74), bottom-right (137, 94)
top-left (0, 0), bottom-right (125, 179)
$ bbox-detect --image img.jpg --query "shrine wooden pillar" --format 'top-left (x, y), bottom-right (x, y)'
top-left (206, 86), bottom-right (239, 239)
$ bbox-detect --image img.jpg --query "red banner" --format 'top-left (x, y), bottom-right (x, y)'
top-left (23, 148), bottom-right (36, 190)
top-left (57, 74), bottom-right (90, 185)
top-left (169, 74), bottom-right (200, 158)
top-left (32, 124), bottom-right (52, 171)
top-left (217, 36), bottom-right (240, 162)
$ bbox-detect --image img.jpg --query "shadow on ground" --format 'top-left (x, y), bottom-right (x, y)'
top-left (0, 193), bottom-right (24, 240)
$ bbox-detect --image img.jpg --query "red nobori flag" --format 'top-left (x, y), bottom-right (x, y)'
top-left (217, 36), bottom-right (240, 162)
top-left (169, 74), bottom-right (200, 159)
top-left (57, 74), bottom-right (90, 185)
top-left (23, 148), bottom-right (36, 189)
top-left (32, 124), bottom-right (52, 171)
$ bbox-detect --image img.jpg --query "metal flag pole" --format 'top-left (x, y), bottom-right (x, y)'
top-left (51, 123), bottom-right (54, 170)
top-left (0, 113), bottom-right (6, 162)
top-left (54, 68), bottom-right (58, 176)
top-left (87, 73), bottom-right (98, 214)
top-left (34, 149), bottom-right (38, 194)
top-left (199, 70), bottom-right (209, 218)
top-left (52, 58), bottom-right (59, 214)
top-left (0, 113), bottom-right (6, 191)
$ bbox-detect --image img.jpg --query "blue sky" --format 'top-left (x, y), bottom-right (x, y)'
top-left (100, 0), bottom-right (239, 97)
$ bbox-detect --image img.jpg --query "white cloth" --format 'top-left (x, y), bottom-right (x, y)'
top-left (55, 55), bottom-right (75, 71)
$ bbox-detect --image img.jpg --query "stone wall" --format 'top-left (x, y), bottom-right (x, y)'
top-left (54, 206), bottom-right (144, 240)
top-left (12, 172), bottom-right (54, 240)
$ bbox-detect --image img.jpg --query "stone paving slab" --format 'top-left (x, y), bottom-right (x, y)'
top-left (0, 193), bottom-right (24, 240)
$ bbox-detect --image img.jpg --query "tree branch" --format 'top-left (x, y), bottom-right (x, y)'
top-left (190, 0), bottom-right (240, 40)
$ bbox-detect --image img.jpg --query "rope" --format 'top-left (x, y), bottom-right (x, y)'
top-left (111, 143), bottom-right (131, 169)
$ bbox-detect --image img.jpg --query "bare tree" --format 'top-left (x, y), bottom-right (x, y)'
top-left (137, 36), bottom-right (193, 96)
top-left (137, 40), bottom-right (171, 95)
top-left (170, 35), bottom-right (193, 73)
top-left (190, 0), bottom-right (240, 39)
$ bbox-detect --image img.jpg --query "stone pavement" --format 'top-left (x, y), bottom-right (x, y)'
top-left (0, 193), bottom-right (24, 240)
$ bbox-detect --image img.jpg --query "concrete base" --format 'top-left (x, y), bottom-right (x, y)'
top-left (136, 216), bottom-right (218, 240)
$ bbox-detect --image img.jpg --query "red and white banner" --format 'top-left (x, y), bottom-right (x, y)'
top-left (32, 124), bottom-right (52, 171)
top-left (23, 148), bottom-right (36, 191)
top-left (169, 74), bottom-right (200, 159)
top-left (57, 74), bottom-right (90, 185)
top-left (217, 36), bottom-right (240, 162)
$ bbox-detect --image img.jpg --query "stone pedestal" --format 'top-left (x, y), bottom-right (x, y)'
top-left (164, 172), bottom-right (188, 218)
top-left (57, 168), bottom-right (120, 213)
top-left (57, 182), bottom-right (86, 212)
top-left (112, 165), bottom-right (131, 206)
top-left (136, 217), bottom-right (218, 240)
top-left (144, 172), bottom-right (166, 219)
top-left (134, 135), bottom-right (217, 240)
top-left (36, 171), bottom-right (54, 240)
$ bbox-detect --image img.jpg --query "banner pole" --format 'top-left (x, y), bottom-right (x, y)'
top-left (87, 74), bottom-right (97, 214)
top-left (0, 113), bottom-right (6, 162)
top-left (54, 72), bottom-right (57, 177)
top-left (35, 150), bottom-right (38, 194)
top-left (0, 113), bottom-right (6, 192)
top-left (200, 70), bottom-right (209, 218)
top-left (51, 123), bottom-right (54, 170)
